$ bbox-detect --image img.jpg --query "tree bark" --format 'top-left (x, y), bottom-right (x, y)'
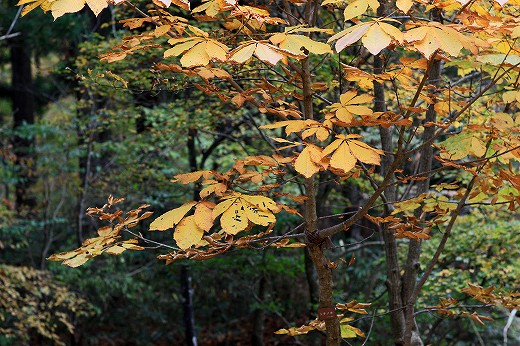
top-left (181, 127), bottom-right (199, 346)
top-left (181, 264), bottom-right (198, 346)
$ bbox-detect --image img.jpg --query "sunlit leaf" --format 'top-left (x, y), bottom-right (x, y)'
top-left (150, 202), bottom-right (197, 231)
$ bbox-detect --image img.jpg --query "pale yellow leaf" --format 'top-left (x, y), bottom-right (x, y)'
top-left (255, 43), bottom-right (284, 65)
top-left (344, 0), bottom-right (369, 21)
top-left (277, 34), bottom-right (332, 55)
top-left (154, 25), bottom-right (172, 37)
top-left (220, 201), bottom-right (248, 234)
top-left (180, 43), bottom-right (210, 67)
top-left (229, 43), bottom-right (256, 63)
top-left (340, 90), bottom-right (357, 105)
top-left (345, 105), bottom-right (373, 115)
top-left (243, 195), bottom-right (280, 212)
top-left (243, 202), bottom-right (275, 226)
top-left (330, 23), bottom-right (370, 52)
top-left (164, 39), bottom-right (200, 58)
top-left (172, 171), bottom-right (205, 184)
top-left (51, 0), bottom-right (85, 20)
top-left (63, 254), bottom-right (89, 268)
top-left (175, 215), bottom-right (204, 249)
top-left (330, 142), bottom-right (357, 173)
top-left (20, 0), bottom-right (46, 16)
top-left (396, 0), bottom-right (413, 13)
top-left (336, 108), bottom-right (354, 123)
top-left (471, 137), bottom-right (486, 157)
top-left (322, 139), bottom-right (343, 156)
top-left (315, 127), bottom-right (330, 141)
top-left (85, 0), bottom-right (107, 16)
top-left (294, 146), bottom-right (322, 178)
top-left (105, 246), bottom-right (126, 255)
top-left (149, 201), bottom-right (197, 231)
top-left (348, 140), bottom-right (383, 165)
top-left (194, 203), bottom-right (214, 231)
top-left (362, 23), bottom-right (391, 55)
top-left (213, 196), bottom-right (238, 218)
top-left (205, 41), bottom-right (229, 61)
top-left (48, 251), bottom-right (78, 261)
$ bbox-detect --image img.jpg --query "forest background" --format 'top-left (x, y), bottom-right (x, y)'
top-left (1, 0), bottom-right (520, 345)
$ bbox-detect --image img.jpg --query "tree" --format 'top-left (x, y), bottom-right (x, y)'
top-left (21, 0), bottom-right (520, 344)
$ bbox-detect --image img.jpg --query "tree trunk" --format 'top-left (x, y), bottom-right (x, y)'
top-left (304, 248), bottom-right (322, 346)
top-left (10, 35), bottom-right (36, 216)
top-left (251, 270), bottom-right (266, 346)
top-left (181, 264), bottom-right (198, 346)
top-left (402, 40), bottom-right (443, 346)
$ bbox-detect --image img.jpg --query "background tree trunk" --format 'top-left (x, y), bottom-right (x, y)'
top-left (10, 34), bottom-right (36, 216)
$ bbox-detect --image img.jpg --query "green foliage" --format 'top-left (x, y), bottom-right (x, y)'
top-left (0, 264), bottom-right (93, 345)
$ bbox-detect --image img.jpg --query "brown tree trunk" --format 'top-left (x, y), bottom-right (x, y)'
top-left (375, 53), bottom-right (407, 345)
top-left (402, 43), bottom-right (442, 346)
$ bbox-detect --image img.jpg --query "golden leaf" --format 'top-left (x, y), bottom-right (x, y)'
top-left (294, 145), bottom-right (323, 178)
top-left (62, 254), bottom-right (89, 268)
top-left (85, 0), bottom-right (107, 16)
top-left (174, 215), bottom-right (205, 249)
top-left (194, 202), bottom-right (215, 231)
top-left (149, 201), bottom-right (197, 231)
top-left (51, 0), bottom-right (86, 20)
top-left (396, 0), bottom-right (413, 13)
top-left (330, 142), bottom-right (357, 173)
top-left (220, 200), bottom-right (248, 234)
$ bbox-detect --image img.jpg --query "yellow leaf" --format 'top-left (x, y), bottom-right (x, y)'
top-left (220, 200), bottom-right (248, 234)
top-left (194, 202), bottom-right (214, 231)
top-left (345, 105), bottom-right (372, 115)
top-left (204, 41), bottom-right (229, 62)
top-left (271, 34), bottom-right (332, 56)
top-left (85, 0), bottom-right (107, 16)
top-left (243, 202), bottom-right (275, 226)
top-left (229, 42), bottom-right (257, 63)
top-left (48, 251), bottom-right (78, 261)
top-left (213, 196), bottom-right (238, 218)
top-left (329, 20), bottom-right (401, 54)
top-left (340, 325), bottom-right (357, 338)
top-left (362, 22), bottom-right (391, 55)
top-left (294, 145), bottom-right (322, 178)
top-left (470, 137), bottom-right (486, 157)
top-left (315, 127), bottom-right (330, 141)
top-left (405, 24), bottom-right (463, 59)
top-left (172, 171), bottom-right (206, 184)
top-left (149, 201), bottom-right (197, 231)
top-left (274, 328), bottom-right (289, 334)
top-left (199, 182), bottom-right (227, 198)
top-left (330, 142), bottom-right (357, 173)
top-left (341, 324), bottom-right (366, 338)
top-left (255, 43), bottom-right (284, 65)
top-left (344, 0), bottom-right (369, 21)
top-left (322, 138), bottom-right (343, 156)
top-left (348, 140), bottom-right (383, 165)
top-left (63, 254), bottom-right (89, 268)
top-left (97, 226), bottom-right (114, 237)
top-left (105, 246), bottom-right (126, 255)
top-left (174, 215), bottom-right (204, 249)
top-left (154, 25), bottom-right (171, 37)
top-left (244, 195), bottom-right (281, 212)
top-left (20, 0), bottom-right (46, 16)
top-left (396, 0), bottom-right (413, 13)
top-left (181, 43), bottom-right (210, 67)
top-left (51, 0), bottom-right (85, 20)
top-left (329, 23), bottom-right (371, 52)
top-left (164, 39), bottom-right (200, 58)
